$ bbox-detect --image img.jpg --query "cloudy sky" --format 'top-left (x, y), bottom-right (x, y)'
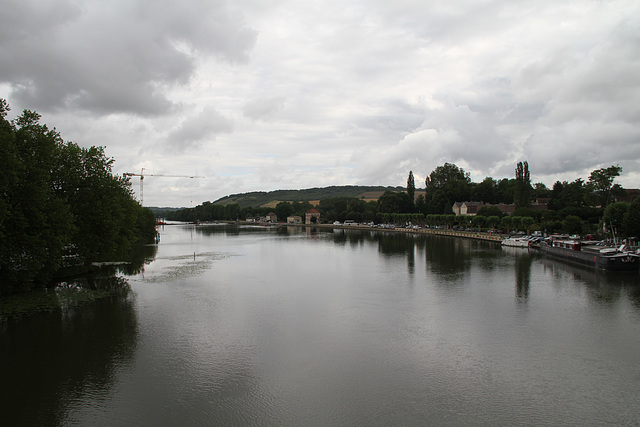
top-left (2, 0), bottom-right (639, 207)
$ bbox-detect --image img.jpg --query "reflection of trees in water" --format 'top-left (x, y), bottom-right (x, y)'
top-left (514, 252), bottom-right (532, 300)
top-left (424, 236), bottom-right (473, 280)
top-left (119, 243), bottom-right (159, 275)
top-left (374, 233), bottom-right (418, 275)
top-left (330, 228), bottom-right (369, 245)
top-left (542, 258), bottom-right (640, 309)
top-left (380, 233), bottom-right (419, 275)
top-left (626, 285), bottom-right (640, 311)
top-left (376, 233), bottom-right (415, 257)
top-left (196, 224), bottom-right (240, 236)
top-left (0, 276), bottom-right (138, 425)
top-left (472, 244), bottom-right (503, 273)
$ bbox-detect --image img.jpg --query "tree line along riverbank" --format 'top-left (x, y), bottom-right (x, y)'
top-left (0, 100), bottom-right (157, 294)
top-left (232, 221), bottom-right (505, 243)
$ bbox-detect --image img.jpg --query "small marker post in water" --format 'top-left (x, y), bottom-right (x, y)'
top-left (194, 252), bottom-right (196, 260)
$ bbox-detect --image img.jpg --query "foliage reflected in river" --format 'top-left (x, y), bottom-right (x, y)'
top-left (2, 225), bottom-right (640, 425)
top-left (0, 243), bottom-right (158, 425)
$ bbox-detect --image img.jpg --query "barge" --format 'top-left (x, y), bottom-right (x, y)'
top-left (541, 238), bottom-right (640, 272)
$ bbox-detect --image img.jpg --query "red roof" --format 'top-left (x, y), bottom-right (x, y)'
top-left (307, 209), bottom-right (320, 213)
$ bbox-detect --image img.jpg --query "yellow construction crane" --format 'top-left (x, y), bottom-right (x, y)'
top-left (123, 168), bottom-right (204, 205)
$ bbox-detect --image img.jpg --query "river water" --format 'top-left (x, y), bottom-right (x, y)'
top-left (2, 224), bottom-right (640, 426)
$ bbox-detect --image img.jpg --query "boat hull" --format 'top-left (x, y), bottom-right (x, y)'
top-left (502, 238), bottom-right (530, 248)
top-left (541, 243), bottom-right (640, 272)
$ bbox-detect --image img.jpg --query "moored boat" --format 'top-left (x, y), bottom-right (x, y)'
top-left (501, 236), bottom-right (530, 248)
top-left (541, 237), bottom-right (640, 272)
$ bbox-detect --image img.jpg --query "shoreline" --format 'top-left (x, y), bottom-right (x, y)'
top-left (260, 222), bottom-right (505, 243)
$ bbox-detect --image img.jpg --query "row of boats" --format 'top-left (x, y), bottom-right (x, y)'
top-left (502, 234), bottom-right (640, 272)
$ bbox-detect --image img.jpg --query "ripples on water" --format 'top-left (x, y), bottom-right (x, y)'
top-left (134, 251), bottom-right (239, 283)
top-left (2, 224), bottom-right (639, 425)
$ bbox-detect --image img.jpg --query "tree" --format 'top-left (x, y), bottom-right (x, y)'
top-left (291, 200), bottom-right (313, 217)
top-left (378, 191), bottom-right (412, 214)
top-left (520, 217), bottom-right (535, 235)
top-left (563, 215), bottom-right (583, 235)
top-left (0, 109), bottom-right (75, 289)
top-left (275, 201), bottom-right (293, 221)
top-left (0, 100), bottom-right (157, 293)
top-left (225, 203), bottom-right (241, 221)
top-left (496, 178), bottom-right (515, 204)
top-left (0, 99), bottom-right (15, 245)
top-left (532, 182), bottom-right (551, 199)
top-left (363, 201), bottom-right (379, 223)
top-left (500, 216), bottom-right (513, 234)
top-left (473, 177), bottom-right (498, 204)
top-left (424, 163), bottom-right (471, 214)
top-left (549, 179), bottom-right (586, 211)
top-left (486, 216), bottom-right (501, 230)
top-left (407, 171), bottom-right (415, 211)
top-left (623, 197), bottom-right (640, 238)
top-left (477, 206), bottom-right (503, 218)
top-left (514, 161), bottom-right (532, 209)
top-left (603, 202), bottom-right (629, 236)
top-left (586, 165), bottom-right (623, 208)
top-left (511, 216), bottom-right (522, 232)
top-left (472, 215), bottom-right (485, 230)
top-left (415, 194), bottom-right (427, 215)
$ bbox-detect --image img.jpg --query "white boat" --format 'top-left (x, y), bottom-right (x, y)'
top-left (501, 236), bottom-right (530, 247)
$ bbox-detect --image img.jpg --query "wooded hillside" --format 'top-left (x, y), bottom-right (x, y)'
top-left (212, 185), bottom-right (403, 208)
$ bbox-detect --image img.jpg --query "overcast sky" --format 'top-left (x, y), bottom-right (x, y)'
top-left (2, 0), bottom-right (639, 207)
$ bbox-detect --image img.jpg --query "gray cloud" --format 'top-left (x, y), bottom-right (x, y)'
top-left (242, 97), bottom-right (285, 120)
top-left (1, 0), bottom-right (639, 206)
top-left (167, 106), bottom-right (233, 152)
top-left (0, 0), bottom-right (256, 116)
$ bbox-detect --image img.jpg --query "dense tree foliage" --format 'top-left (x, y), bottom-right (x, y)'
top-left (603, 202), bottom-right (629, 235)
top-left (586, 165), bottom-right (623, 208)
top-left (166, 159), bottom-right (636, 239)
top-left (275, 201), bottom-right (293, 221)
top-left (472, 177), bottom-right (499, 204)
top-left (514, 161), bottom-right (532, 209)
top-left (623, 196), bottom-right (640, 238)
top-left (0, 101), bottom-right (157, 294)
top-left (406, 171), bottom-right (415, 211)
top-left (214, 185), bottom-right (400, 208)
top-left (378, 191), bottom-right (413, 215)
top-left (424, 163), bottom-right (471, 214)
top-left (532, 182), bottom-right (551, 199)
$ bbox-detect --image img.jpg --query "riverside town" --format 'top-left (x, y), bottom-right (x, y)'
top-left (160, 163), bottom-right (640, 272)
top-left (2, 100), bottom-right (640, 425)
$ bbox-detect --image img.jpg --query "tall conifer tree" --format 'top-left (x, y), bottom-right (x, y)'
top-left (407, 171), bottom-right (415, 211)
top-left (514, 161), bottom-right (531, 209)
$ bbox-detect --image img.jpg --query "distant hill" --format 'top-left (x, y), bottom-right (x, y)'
top-left (148, 206), bottom-right (184, 214)
top-left (212, 185), bottom-right (405, 208)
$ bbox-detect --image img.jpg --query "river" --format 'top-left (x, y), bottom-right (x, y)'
top-left (2, 224), bottom-right (640, 426)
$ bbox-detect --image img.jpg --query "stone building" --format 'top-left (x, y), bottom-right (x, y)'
top-left (305, 209), bottom-right (320, 224)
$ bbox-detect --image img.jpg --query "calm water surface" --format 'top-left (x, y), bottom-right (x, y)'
top-left (2, 224), bottom-right (640, 426)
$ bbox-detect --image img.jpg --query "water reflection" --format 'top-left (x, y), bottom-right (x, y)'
top-left (4, 225), bottom-right (640, 425)
top-left (424, 235), bottom-right (473, 280)
top-left (152, 224), bottom-right (640, 315)
top-left (193, 223), bottom-right (286, 237)
top-left (0, 276), bottom-right (138, 425)
top-left (541, 257), bottom-right (640, 307)
top-left (119, 242), bottom-right (159, 275)
top-left (331, 228), bottom-right (370, 247)
top-left (515, 253), bottom-right (532, 300)
top-left (373, 232), bottom-right (418, 275)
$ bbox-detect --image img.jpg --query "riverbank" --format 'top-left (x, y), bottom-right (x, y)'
top-left (242, 221), bottom-right (506, 243)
